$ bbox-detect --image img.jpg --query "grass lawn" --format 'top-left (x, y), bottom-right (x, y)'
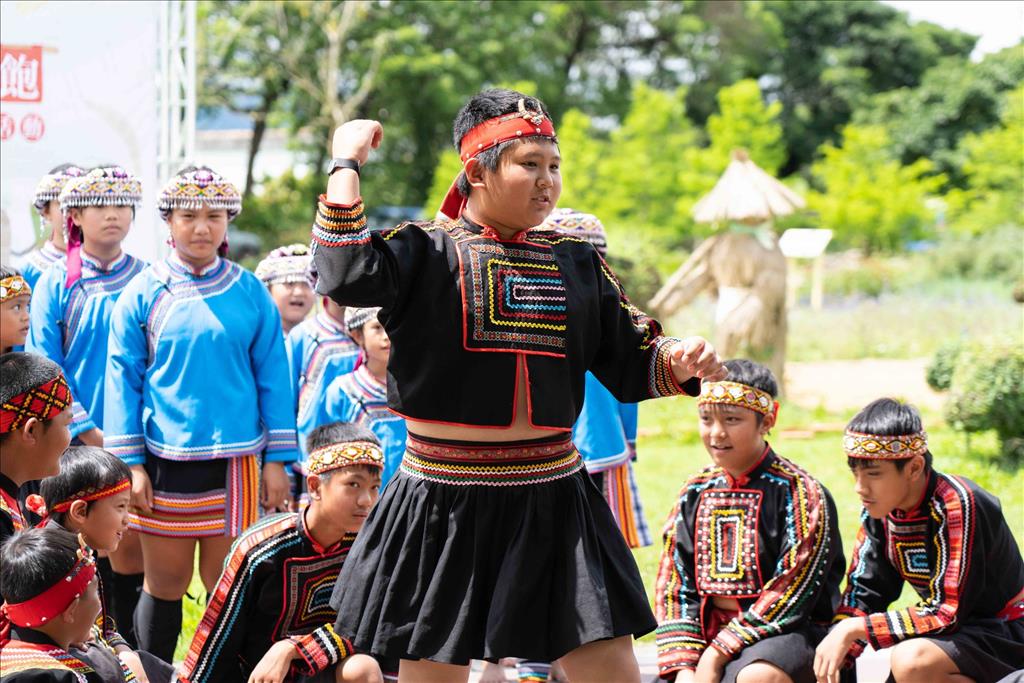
top-left (630, 394), bottom-right (1024, 642)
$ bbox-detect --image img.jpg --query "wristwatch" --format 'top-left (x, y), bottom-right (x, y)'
top-left (326, 158), bottom-right (360, 177)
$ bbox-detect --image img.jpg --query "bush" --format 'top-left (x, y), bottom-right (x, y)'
top-left (944, 341), bottom-right (1024, 463)
top-left (927, 224), bottom-right (1024, 283)
top-left (926, 342), bottom-right (962, 391)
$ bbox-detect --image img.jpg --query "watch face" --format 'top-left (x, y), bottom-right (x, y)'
top-left (328, 158), bottom-right (359, 175)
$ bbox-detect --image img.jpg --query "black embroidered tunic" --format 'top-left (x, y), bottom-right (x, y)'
top-left (178, 512), bottom-right (356, 683)
top-left (310, 198), bottom-right (698, 431)
top-left (0, 628), bottom-right (116, 683)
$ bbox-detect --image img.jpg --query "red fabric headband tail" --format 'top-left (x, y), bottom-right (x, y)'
top-left (437, 99), bottom-right (557, 221)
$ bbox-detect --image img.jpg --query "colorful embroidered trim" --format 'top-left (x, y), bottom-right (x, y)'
top-left (0, 373), bottom-right (72, 433)
top-left (49, 479), bottom-right (131, 514)
top-left (439, 98), bottom-right (558, 219)
top-left (311, 196), bottom-right (370, 250)
top-left (698, 380), bottom-right (777, 418)
top-left (307, 441), bottom-right (385, 475)
top-left (254, 243), bottom-right (312, 286)
top-left (0, 275), bottom-right (30, 303)
top-left (4, 544), bottom-right (96, 628)
top-left (33, 164), bottom-right (86, 211)
top-left (128, 455), bottom-right (259, 538)
top-left (158, 167), bottom-right (242, 218)
top-left (541, 207), bottom-right (608, 256)
top-left (343, 306), bottom-right (381, 333)
top-left (843, 430), bottom-right (928, 460)
top-left (401, 436), bottom-right (583, 486)
top-left (58, 166), bottom-right (142, 211)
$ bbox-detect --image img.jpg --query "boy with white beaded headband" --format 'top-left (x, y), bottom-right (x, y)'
top-left (179, 422), bottom-right (386, 683)
top-left (814, 398), bottom-right (1024, 683)
top-left (656, 359), bottom-right (845, 683)
top-left (103, 165), bottom-right (298, 663)
top-left (312, 88), bottom-right (727, 683)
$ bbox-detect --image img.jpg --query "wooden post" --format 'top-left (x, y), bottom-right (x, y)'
top-left (811, 254), bottom-right (825, 311)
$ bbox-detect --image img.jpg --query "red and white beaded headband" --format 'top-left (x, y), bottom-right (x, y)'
top-left (2, 543), bottom-right (96, 628)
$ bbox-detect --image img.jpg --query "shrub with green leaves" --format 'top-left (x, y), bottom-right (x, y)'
top-left (944, 341), bottom-right (1024, 463)
top-left (927, 342), bottom-right (962, 392)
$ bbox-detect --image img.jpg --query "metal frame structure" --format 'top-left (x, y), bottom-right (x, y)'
top-left (157, 0), bottom-right (196, 186)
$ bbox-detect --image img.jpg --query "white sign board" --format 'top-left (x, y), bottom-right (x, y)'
top-left (778, 228), bottom-right (833, 259)
top-left (0, 0), bottom-right (161, 265)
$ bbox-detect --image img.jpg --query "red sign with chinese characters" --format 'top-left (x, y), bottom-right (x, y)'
top-left (0, 45), bottom-right (43, 102)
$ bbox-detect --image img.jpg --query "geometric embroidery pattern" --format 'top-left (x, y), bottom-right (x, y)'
top-left (695, 489), bottom-right (763, 597)
top-left (276, 555), bottom-right (343, 637)
top-left (696, 489), bottom-right (761, 593)
top-left (886, 518), bottom-right (933, 593)
top-left (459, 240), bottom-right (567, 355)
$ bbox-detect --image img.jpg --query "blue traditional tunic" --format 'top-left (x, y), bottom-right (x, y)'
top-left (318, 364), bottom-right (406, 486)
top-left (286, 310), bottom-right (360, 458)
top-left (18, 240), bottom-right (64, 289)
top-left (103, 254), bottom-right (299, 465)
top-left (574, 371), bottom-right (638, 472)
top-left (26, 251), bottom-right (145, 437)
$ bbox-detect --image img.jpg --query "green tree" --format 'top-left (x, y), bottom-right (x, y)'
top-left (945, 85), bottom-right (1024, 233)
top-left (807, 124), bottom-right (945, 253)
top-left (705, 79), bottom-right (785, 176)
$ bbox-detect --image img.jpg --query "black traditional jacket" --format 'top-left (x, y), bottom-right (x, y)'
top-left (655, 447), bottom-right (846, 679)
top-left (836, 471), bottom-right (1024, 656)
top-left (0, 628), bottom-right (120, 683)
top-left (311, 197), bottom-right (698, 431)
top-left (177, 512), bottom-right (356, 683)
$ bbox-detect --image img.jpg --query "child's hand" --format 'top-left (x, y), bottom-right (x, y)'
top-left (78, 427), bottom-right (104, 447)
top-left (693, 646), bottom-right (728, 683)
top-left (129, 465), bottom-right (153, 515)
top-left (332, 120), bottom-right (383, 166)
top-left (261, 462), bottom-right (290, 511)
top-left (813, 618), bottom-right (864, 683)
top-left (118, 650), bottom-right (150, 683)
top-left (669, 337), bottom-right (728, 385)
top-left (248, 639), bottom-right (298, 683)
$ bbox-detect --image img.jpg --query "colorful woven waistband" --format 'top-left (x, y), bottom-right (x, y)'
top-left (401, 434), bottom-right (582, 486)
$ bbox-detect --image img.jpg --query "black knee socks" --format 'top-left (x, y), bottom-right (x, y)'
top-left (134, 591), bottom-right (182, 664)
top-left (110, 571), bottom-right (144, 648)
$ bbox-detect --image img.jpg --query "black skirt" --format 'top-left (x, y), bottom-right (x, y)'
top-left (330, 433), bottom-right (657, 665)
top-left (921, 617), bottom-right (1024, 683)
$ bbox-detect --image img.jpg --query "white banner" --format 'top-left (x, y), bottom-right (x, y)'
top-left (0, 0), bottom-right (161, 265)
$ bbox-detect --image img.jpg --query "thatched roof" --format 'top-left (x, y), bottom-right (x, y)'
top-left (691, 149), bottom-right (805, 225)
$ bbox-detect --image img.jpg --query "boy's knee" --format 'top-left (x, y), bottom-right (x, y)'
top-left (735, 661), bottom-right (793, 683)
top-left (889, 639), bottom-right (955, 679)
top-left (337, 653), bottom-right (384, 683)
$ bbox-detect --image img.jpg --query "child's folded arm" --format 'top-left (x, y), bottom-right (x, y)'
top-left (655, 493), bottom-right (706, 677)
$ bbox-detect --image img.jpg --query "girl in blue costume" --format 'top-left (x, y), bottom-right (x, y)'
top-left (104, 165), bottom-right (299, 662)
top-left (20, 163), bottom-right (86, 289)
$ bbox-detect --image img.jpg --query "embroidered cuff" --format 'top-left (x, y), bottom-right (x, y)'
top-left (656, 619), bottom-right (705, 675)
top-left (647, 336), bottom-right (702, 399)
top-left (710, 624), bottom-right (746, 658)
top-left (311, 196), bottom-right (370, 249)
top-left (289, 624), bottom-right (354, 676)
top-left (69, 401), bottom-right (97, 437)
top-left (866, 611), bottom-right (899, 650)
top-left (105, 434), bottom-right (146, 465)
top-left (265, 429), bottom-right (300, 463)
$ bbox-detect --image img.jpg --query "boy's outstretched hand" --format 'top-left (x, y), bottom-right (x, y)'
top-left (670, 337), bottom-right (729, 386)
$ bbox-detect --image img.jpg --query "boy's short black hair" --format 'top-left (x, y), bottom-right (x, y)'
top-left (0, 353), bottom-right (64, 443)
top-left (0, 526), bottom-right (81, 603)
top-left (40, 447), bottom-right (131, 525)
top-left (451, 88), bottom-right (555, 198)
top-left (846, 398), bottom-right (933, 472)
top-left (709, 359), bottom-right (778, 425)
top-left (306, 422), bottom-right (382, 480)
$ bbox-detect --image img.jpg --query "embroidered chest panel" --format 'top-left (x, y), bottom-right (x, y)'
top-left (0, 490), bottom-right (26, 531)
top-left (274, 554), bottom-right (343, 638)
top-left (694, 488), bottom-right (764, 597)
top-left (457, 239), bottom-right (568, 356)
top-left (885, 516), bottom-right (933, 592)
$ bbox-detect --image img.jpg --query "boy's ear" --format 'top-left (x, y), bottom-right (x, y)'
top-left (17, 417), bottom-right (43, 446)
top-left (68, 499), bottom-right (90, 525)
top-left (60, 596), bottom-right (82, 624)
top-left (464, 158), bottom-right (487, 189)
top-left (306, 474), bottom-right (323, 501)
top-left (760, 410), bottom-right (776, 434)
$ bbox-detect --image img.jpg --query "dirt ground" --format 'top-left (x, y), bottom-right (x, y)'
top-left (785, 357), bottom-right (944, 414)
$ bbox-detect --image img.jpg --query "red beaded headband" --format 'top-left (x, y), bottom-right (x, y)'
top-left (2, 544), bottom-right (96, 629)
top-left (438, 98), bottom-right (557, 220)
top-left (49, 479), bottom-right (131, 515)
top-left (0, 373), bottom-right (72, 433)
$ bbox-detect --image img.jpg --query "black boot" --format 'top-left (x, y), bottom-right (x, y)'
top-left (110, 572), bottom-right (144, 648)
top-left (134, 591), bottom-right (182, 663)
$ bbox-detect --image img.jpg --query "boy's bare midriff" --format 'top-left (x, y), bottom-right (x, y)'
top-left (407, 355), bottom-right (564, 443)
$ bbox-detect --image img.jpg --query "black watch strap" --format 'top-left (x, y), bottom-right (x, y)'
top-left (326, 158), bottom-right (361, 177)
